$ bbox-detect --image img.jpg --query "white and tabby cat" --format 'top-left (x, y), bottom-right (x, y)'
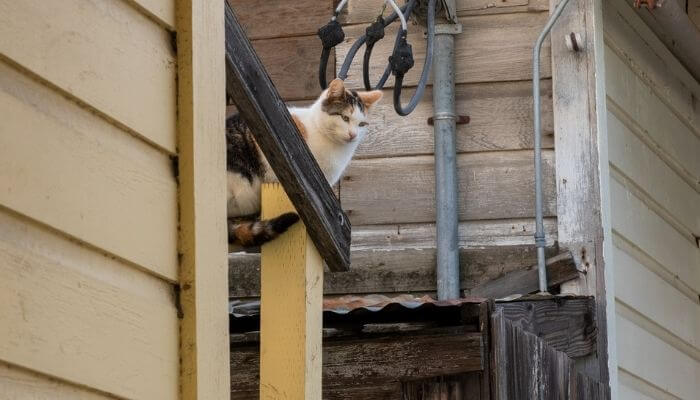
top-left (227, 78), bottom-right (382, 248)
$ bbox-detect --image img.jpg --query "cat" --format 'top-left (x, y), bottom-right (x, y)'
top-left (227, 78), bottom-right (383, 249)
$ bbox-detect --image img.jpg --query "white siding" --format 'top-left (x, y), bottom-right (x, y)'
top-left (603, 1), bottom-right (700, 399)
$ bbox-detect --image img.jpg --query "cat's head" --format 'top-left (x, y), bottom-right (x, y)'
top-left (316, 78), bottom-right (383, 144)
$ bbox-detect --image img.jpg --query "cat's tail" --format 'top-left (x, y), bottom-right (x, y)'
top-left (228, 212), bottom-right (300, 248)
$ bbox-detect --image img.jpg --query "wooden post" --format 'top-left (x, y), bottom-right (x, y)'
top-left (259, 183), bottom-right (323, 400)
top-left (176, 0), bottom-right (229, 399)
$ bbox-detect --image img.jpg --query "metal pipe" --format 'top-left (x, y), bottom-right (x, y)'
top-left (533, 0), bottom-right (573, 293)
top-left (434, 0), bottom-right (460, 300)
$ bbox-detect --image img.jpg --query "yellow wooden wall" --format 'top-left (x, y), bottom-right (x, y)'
top-left (0, 0), bottom-right (228, 399)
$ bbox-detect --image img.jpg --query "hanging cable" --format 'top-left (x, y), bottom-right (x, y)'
top-left (317, 0), bottom-right (350, 89)
top-left (392, 0), bottom-right (435, 116)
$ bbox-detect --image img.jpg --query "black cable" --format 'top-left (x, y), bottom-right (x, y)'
top-left (317, 18), bottom-right (345, 89)
top-left (392, 0), bottom-right (435, 116)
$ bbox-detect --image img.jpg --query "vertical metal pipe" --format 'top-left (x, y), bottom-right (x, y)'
top-left (533, 0), bottom-right (573, 293)
top-left (433, 18), bottom-right (459, 300)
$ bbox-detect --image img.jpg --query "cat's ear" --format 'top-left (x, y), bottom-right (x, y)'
top-left (327, 78), bottom-right (345, 100)
top-left (358, 90), bottom-right (383, 109)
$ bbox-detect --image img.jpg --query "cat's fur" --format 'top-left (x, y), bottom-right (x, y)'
top-left (227, 79), bottom-right (382, 248)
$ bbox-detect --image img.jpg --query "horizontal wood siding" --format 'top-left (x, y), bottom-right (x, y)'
top-left (0, 1), bottom-right (181, 398)
top-left (604, 1), bottom-right (700, 398)
top-left (227, 0), bottom-right (557, 297)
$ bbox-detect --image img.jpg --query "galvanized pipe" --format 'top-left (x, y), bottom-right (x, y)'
top-left (533, 0), bottom-right (573, 293)
top-left (433, 3), bottom-right (460, 300)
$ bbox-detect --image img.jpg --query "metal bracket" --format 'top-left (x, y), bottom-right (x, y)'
top-left (427, 114), bottom-right (470, 125)
top-left (434, 23), bottom-right (462, 35)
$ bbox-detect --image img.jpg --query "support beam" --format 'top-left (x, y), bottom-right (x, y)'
top-left (259, 183), bottom-right (323, 400)
top-left (225, 1), bottom-right (350, 272)
top-left (176, 0), bottom-right (230, 399)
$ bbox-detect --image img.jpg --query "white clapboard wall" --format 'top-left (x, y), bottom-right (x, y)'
top-left (603, 1), bottom-right (700, 399)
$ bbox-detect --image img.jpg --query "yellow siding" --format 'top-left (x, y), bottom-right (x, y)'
top-left (0, 0), bottom-right (177, 153)
top-left (0, 0), bottom-right (226, 398)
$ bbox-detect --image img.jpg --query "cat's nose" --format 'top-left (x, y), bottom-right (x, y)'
top-left (347, 131), bottom-right (357, 142)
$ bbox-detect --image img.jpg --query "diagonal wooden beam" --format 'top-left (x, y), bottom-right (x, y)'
top-left (224, 2), bottom-right (350, 271)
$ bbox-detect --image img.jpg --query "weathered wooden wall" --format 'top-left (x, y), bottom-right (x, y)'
top-left (603, 1), bottom-right (700, 399)
top-left (228, 0), bottom-right (557, 296)
top-left (0, 0), bottom-right (229, 398)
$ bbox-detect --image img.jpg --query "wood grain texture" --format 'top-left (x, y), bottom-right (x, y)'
top-left (0, 60), bottom-right (178, 281)
top-left (125, 0), bottom-right (176, 29)
top-left (496, 296), bottom-right (597, 358)
top-left (0, 0), bottom-right (177, 153)
top-left (226, 3), bottom-right (350, 271)
top-left (339, 0), bottom-right (549, 23)
top-left (337, 12), bottom-right (552, 89)
top-left (467, 251), bottom-right (579, 298)
top-left (229, 218), bottom-right (559, 297)
top-left (0, 361), bottom-right (117, 400)
top-left (228, 0), bottom-right (333, 40)
top-left (252, 35), bottom-right (334, 100)
top-left (692, 0), bottom-right (700, 30)
top-left (340, 150), bottom-right (556, 225)
top-left (177, 0), bottom-right (230, 398)
top-left (259, 183), bottom-right (324, 400)
top-left (356, 80), bottom-right (554, 159)
top-left (231, 331), bottom-right (484, 400)
top-left (0, 210), bottom-right (178, 400)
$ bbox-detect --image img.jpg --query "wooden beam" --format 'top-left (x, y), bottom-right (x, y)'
top-left (259, 183), bottom-right (324, 400)
top-left (550, 0), bottom-right (611, 389)
top-left (225, 2), bottom-right (350, 272)
top-left (466, 252), bottom-right (579, 298)
top-left (176, 0), bottom-right (230, 398)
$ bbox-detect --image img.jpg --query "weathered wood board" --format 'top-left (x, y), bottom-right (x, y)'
top-left (0, 0), bottom-right (177, 153)
top-left (231, 331), bottom-right (484, 400)
top-left (228, 0), bottom-right (333, 40)
top-left (0, 60), bottom-right (178, 281)
top-left (337, 12), bottom-right (552, 89)
top-left (229, 218), bottom-right (559, 297)
top-left (252, 35), bottom-right (334, 100)
top-left (126, 0), bottom-right (176, 29)
top-left (340, 150), bottom-right (556, 225)
top-left (356, 80), bottom-right (554, 159)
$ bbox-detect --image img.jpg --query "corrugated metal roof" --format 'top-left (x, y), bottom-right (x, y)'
top-left (230, 294), bottom-right (487, 334)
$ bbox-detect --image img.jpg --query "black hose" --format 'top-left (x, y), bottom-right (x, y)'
top-left (393, 0), bottom-right (435, 116)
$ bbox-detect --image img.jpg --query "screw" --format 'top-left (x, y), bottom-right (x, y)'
top-left (565, 32), bottom-right (583, 52)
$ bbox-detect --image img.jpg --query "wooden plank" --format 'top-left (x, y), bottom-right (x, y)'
top-left (231, 331), bottom-right (484, 399)
top-left (339, 0), bottom-right (549, 23)
top-left (341, 150), bottom-right (557, 225)
top-left (226, 3), bottom-right (350, 271)
top-left (605, 42), bottom-right (700, 180)
top-left (603, 3), bottom-right (700, 135)
top-left (0, 0), bottom-right (177, 153)
top-left (125, 0), bottom-right (176, 29)
top-left (229, 0), bottom-right (333, 40)
top-left (608, 111), bottom-right (700, 235)
top-left (550, 0), bottom-right (610, 386)
top-left (495, 296), bottom-right (596, 358)
top-left (251, 34), bottom-right (335, 100)
top-left (337, 12), bottom-right (552, 89)
top-left (615, 314), bottom-right (700, 400)
top-left (259, 183), bottom-right (324, 400)
top-left (176, 1), bottom-right (230, 399)
top-left (468, 252), bottom-right (579, 298)
top-left (0, 210), bottom-right (178, 400)
top-left (692, 0), bottom-right (700, 30)
top-left (613, 244), bottom-right (700, 349)
top-left (0, 60), bottom-right (178, 281)
top-left (0, 361), bottom-right (117, 400)
top-left (229, 218), bottom-right (559, 297)
top-left (355, 80), bottom-right (554, 159)
top-left (611, 178), bottom-right (700, 294)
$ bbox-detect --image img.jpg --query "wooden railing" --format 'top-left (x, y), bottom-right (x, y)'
top-left (225, 2), bottom-right (350, 398)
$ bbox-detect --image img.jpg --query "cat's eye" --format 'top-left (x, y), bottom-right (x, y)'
top-left (341, 115), bottom-right (350, 123)
top-left (359, 122), bottom-right (368, 127)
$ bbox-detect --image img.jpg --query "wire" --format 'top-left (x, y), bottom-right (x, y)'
top-left (332, 0), bottom-right (349, 21)
top-left (384, 0), bottom-right (407, 31)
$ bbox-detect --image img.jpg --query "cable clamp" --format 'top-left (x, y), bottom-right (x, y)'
top-left (434, 23), bottom-right (462, 35)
